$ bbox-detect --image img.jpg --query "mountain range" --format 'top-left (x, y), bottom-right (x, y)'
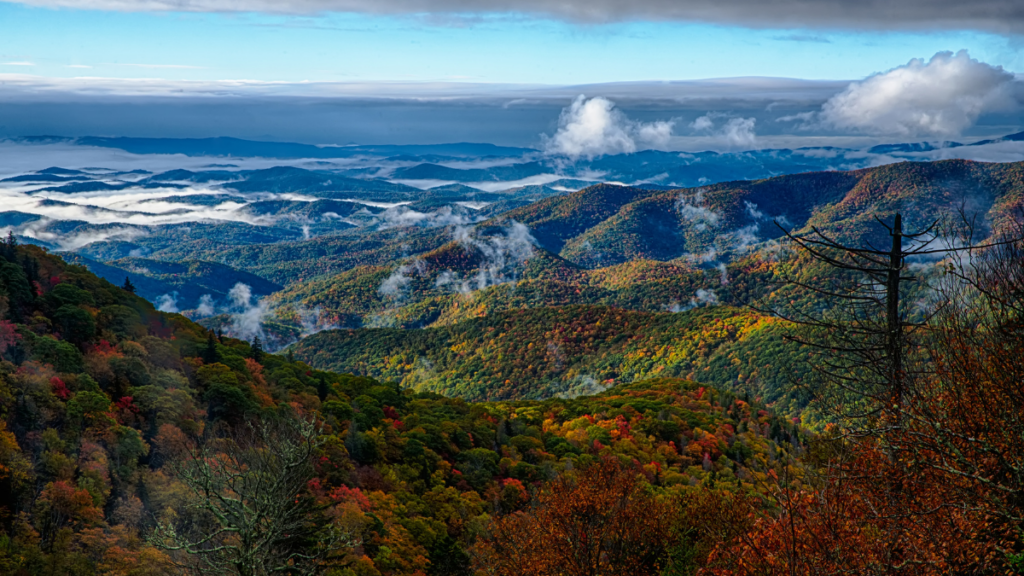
top-left (3, 141), bottom-right (1020, 416)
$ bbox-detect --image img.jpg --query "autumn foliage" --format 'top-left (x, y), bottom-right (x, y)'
top-left (699, 233), bottom-right (1024, 574)
top-left (475, 458), bottom-right (675, 576)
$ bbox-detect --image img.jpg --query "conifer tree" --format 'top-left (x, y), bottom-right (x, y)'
top-left (316, 375), bottom-right (329, 401)
top-left (4, 230), bottom-right (16, 260)
top-left (121, 276), bottom-right (136, 294)
top-left (250, 335), bottom-right (264, 363)
top-left (203, 331), bottom-right (221, 365)
top-left (22, 256), bottom-right (39, 295)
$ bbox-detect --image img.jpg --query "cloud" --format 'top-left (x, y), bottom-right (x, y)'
top-left (13, 221), bottom-right (147, 250)
top-left (744, 201), bottom-right (765, 220)
top-left (543, 96), bottom-right (637, 159)
top-left (372, 205), bottom-right (482, 231)
top-left (775, 111), bottom-right (816, 124)
top-left (636, 120), bottom-right (675, 148)
top-left (676, 189), bottom-right (720, 231)
top-left (8, 0), bottom-right (1024, 33)
top-left (196, 294), bottom-right (215, 316)
top-left (722, 117), bottom-right (757, 148)
top-left (0, 167), bottom-right (341, 239)
top-left (542, 95), bottom-right (675, 159)
top-left (744, 200), bottom-right (791, 227)
top-left (820, 50), bottom-right (1019, 138)
top-left (690, 115), bottom-right (715, 132)
top-left (554, 374), bottom-right (613, 400)
top-left (226, 282), bottom-right (273, 340)
top-left (0, 73), bottom-right (847, 104)
top-left (296, 306), bottom-right (341, 335)
top-left (195, 288), bottom-right (336, 347)
top-left (668, 288), bottom-right (719, 313)
top-left (774, 34), bottom-right (831, 43)
top-left (434, 270), bottom-right (472, 296)
top-left (156, 292), bottom-right (179, 313)
top-left (2, 62), bottom-right (35, 66)
top-left (690, 113), bottom-right (757, 148)
top-left (729, 224), bottom-right (761, 252)
top-left (453, 221), bottom-right (537, 290)
top-left (228, 282), bottom-right (254, 309)
top-left (431, 221), bottom-right (538, 295)
top-left (379, 259), bottom-right (426, 299)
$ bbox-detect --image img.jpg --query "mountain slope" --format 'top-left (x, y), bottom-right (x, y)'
top-left (290, 305), bottom-right (811, 415)
top-left (0, 239), bottom-right (803, 574)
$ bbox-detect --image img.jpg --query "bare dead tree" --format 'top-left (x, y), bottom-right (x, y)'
top-left (765, 211), bottom-right (1009, 428)
top-left (150, 417), bottom-right (358, 576)
top-left (764, 210), bottom-right (1024, 571)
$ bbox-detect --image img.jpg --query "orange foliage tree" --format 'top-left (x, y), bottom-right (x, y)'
top-left (708, 228), bottom-right (1024, 574)
top-left (474, 457), bottom-right (674, 576)
top-left (702, 438), bottom-right (998, 575)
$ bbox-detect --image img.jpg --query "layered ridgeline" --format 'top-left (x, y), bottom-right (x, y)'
top-left (275, 159), bottom-right (1024, 327)
top-left (0, 240), bottom-right (804, 573)
top-left (286, 159), bottom-right (1024, 411)
top-left (16, 157), bottom-right (1024, 414)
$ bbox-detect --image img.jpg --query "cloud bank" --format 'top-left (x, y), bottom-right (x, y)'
top-left (8, 0), bottom-right (1024, 32)
top-left (1, 70), bottom-right (1018, 152)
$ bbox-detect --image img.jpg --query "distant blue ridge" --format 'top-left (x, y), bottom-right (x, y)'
top-left (13, 136), bottom-right (537, 159)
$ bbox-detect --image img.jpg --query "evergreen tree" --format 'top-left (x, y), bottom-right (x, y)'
top-left (287, 349), bottom-right (295, 363)
top-left (316, 375), bottom-right (329, 401)
top-left (121, 276), bottom-right (136, 294)
top-left (21, 255), bottom-right (39, 295)
top-left (251, 335), bottom-right (265, 363)
top-left (203, 330), bottom-right (221, 365)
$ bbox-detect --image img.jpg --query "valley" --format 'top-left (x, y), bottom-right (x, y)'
top-left (0, 139), bottom-right (1021, 574)
top-left (3, 140), bottom-right (1022, 417)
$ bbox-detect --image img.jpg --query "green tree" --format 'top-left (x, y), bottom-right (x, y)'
top-left (250, 336), bottom-right (264, 363)
top-left (203, 331), bottom-right (221, 365)
top-left (52, 305), bottom-right (96, 345)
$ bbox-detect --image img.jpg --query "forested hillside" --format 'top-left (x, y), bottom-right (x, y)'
top-left (289, 305), bottom-right (811, 415)
top-left (284, 160), bottom-right (1024, 407)
top-left (0, 239), bottom-right (806, 575)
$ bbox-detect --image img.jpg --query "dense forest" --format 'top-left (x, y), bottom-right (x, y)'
top-left (289, 305), bottom-right (812, 417)
top-left (0, 238), bottom-right (812, 575)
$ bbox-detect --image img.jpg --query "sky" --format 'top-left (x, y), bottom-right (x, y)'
top-left (2, 2), bottom-right (1022, 83)
top-left (1, 0), bottom-right (1023, 149)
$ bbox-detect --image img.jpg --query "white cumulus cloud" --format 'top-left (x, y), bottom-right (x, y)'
top-left (156, 292), bottom-right (179, 313)
top-left (820, 50), bottom-right (1019, 137)
top-left (690, 113), bottom-right (757, 148)
top-left (543, 95), bottom-right (675, 159)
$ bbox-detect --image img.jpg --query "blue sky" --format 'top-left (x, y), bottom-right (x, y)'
top-left (1, 2), bottom-right (1021, 85)
top-left (0, 1), bottom-right (1022, 148)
